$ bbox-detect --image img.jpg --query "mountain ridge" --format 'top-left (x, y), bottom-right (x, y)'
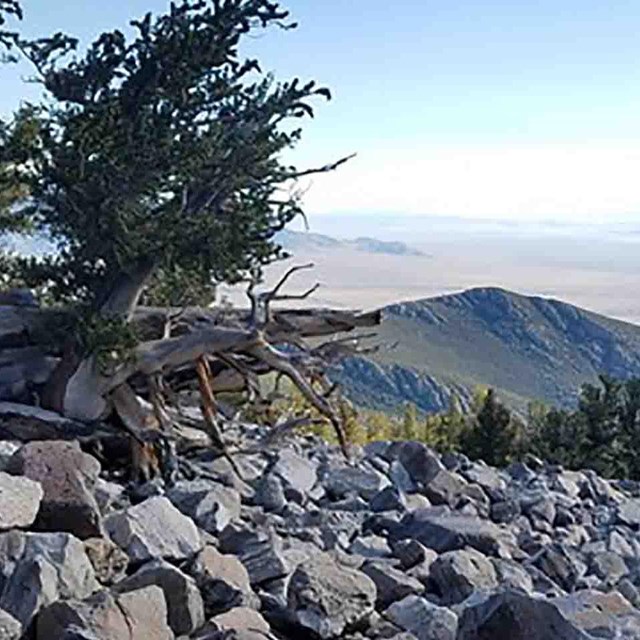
top-left (331, 286), bottom-right (640, 414)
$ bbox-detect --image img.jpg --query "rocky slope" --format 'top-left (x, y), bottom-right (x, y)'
top-left (3, 402), bottom-right (640, 638)
top-left (332, 287), bottom-right (640, 413)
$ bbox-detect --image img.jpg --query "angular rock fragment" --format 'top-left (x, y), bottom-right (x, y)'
top-left (362, 561), bottom-right (424, 608)
top-left (287, 552), bottom-right (376, 638)
top-left (384, 595), bottom-right (458, 640)
top-left (188, 545), bottom-right (260, 616)
top-left (115, 558), bottom-right (204, 635)
top-left (167, 479), bottom-right (241, 535)
top-left (7, 440), bottom-right (102, 538)
top-left (391, 508), bottom-right (516, 556)
top-left (105, 495), bottom-right (202, 563)
top-left (37, 586), bottom-right (173, 640)
top-left (430, 547), bottom-right (498, 604)
top-left (0, 531), bottom-right (98, 629)
top-left (0, 471), bottom-right (42, 530)
top-left (456, 590), bottom-right (590, 640)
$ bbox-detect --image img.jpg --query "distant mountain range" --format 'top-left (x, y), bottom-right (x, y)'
top-left (330, 287), bottom-right (640, 415)
top-left (276, 229), bottom-right (427, 257)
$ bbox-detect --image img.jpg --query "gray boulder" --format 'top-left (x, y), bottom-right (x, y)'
top-left (384, 595), bottom-right (458, 640)
top-left (456, 589), bottom-right (590, 640)
top-left (0, 403), bottom-right (96, 441)
top-left (188, 545), bottom-right (260, 616)
top-left (286, 552), bottom-right (376, 638)
top-left (430, 548), bottom-right (498, 604)
top-left (617, 498), bottom-right (640, 527)
top-left (219, 526), bottom-right (290, 585)
top-left (0, 609), bottom-right (20, 640)
top-left (272, 448), bottom-right (318, 498)
top-left (323, 465), bottom-right (388, 500)
top-left (167, 479), bottom-right (241, 535)
top-left (0, 531), bottom-right (98, 629)
top-left (207, 607), bottom-right (271, 635)
top-left (362, 561), bottom-right (424, 608)
top-left (105, 495), bottom-right (202, 562)
top-left (552, 590), bottom-right (640, 638)
top-left (491, 558), bottom-right (534, 593)
top-left (0, 471), bottom-right (42, 530)
top-left (587, 550), bottom-right (628, 586)
top-left (36, 586), bottom-right (172, 640)
top-left (254, 474), bottom-right (287, 513)
top-left (7, 440), bottom-right (102, 539)
top-left (115, 558), bottom-right (204, 636)
top-left (391, 508), bottom-right (515, 556)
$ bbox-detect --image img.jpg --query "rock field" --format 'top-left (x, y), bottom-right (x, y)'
top-left (2, 403), bottom-right (640, 638)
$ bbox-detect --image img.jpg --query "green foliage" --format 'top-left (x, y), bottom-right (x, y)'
top-left (527, 374), bottom-right (640, 479)
top-left (0, 1), bottom-right (339, 309)
top-left (236, 364), bottom-right (640, 481)
top-left (75, 313), bottom-right (139, 374)
top-left (460, 388), bottom-right (521, 466)
top-left (0, 1), bottom-right (21, 51)
top-left (140, 265), bottom-right (218, 307)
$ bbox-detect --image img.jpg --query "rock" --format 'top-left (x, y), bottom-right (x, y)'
top-left (82, 537), bottom-right (128, 585)
top-left (323, 466), bottom-right (388, 500)
top-left (370, 486), bottom-right (407, 513)
top-left (167, 479), bottom-right (241, 535)
top-left (423, 469), bottom-right (466, 507)
top-left (7, 440), bottom-right (102, 538)
top-left (456, 590), bottom-right (590, 640)
top-left (362, 561), bottom-right (424, 608)
top-left (188, 545), bottom-right (260, 616)
top-left (0, 442), bottom-right (20, 471)
top-left (115, 558), bottom-right (204, 636)
top-left (254, 474), bottom-right (286, 513)
top-left (0, 530), bottom-right (98, 629)
top-left (430, 548), bottom-right (498, 604)
top-left (272, 448), bottom-right (318, 498)
top-left (617, 578), bottom-right (640, 607)
top-left (209, 607), bottom-right (270, 634)
top-left (587, 550), bottom-right (627, 586)
top-left (37, 586), bottom-right (173, 640)
top-left (349, 534), bottom-right (392, 559)
top-left (0, 610), bottom-right (20, 640)
top-left (0, 471), bottom-right (42, 530)
top-left (552, 590), bottom-right (640, 638)
top-left (394, 442), bottom-right (443, 489)
top-left (0, 402), bottom-right (97, 441)
top-left (389, 461), bottom-right (417, 494)
top-left (617, 498), bottom-right (640, 527)
top-left (392, 508), bottom-right (515, 556)
top-left (391, 539), bottom-right (437, 571)
top-left (93, 478), bottom-right (126, 515)
top-left (491, 558), bottom-right (534, 593)
top-left (461, 463), bottom-right (507, 498)
top-left (105, 495), bottom-right (202, 563)
top-left (523, 494), bottom-right (556, 531)
top-left (490, 499), bottom-right (521, 524)
top-left (219, 526), bottom-right (290, 585)
top-left (384, 595), bottom-right (458, 640)
top-left (287, 552), bottom-right (376, 638)
top-left (531, 545), bottom-right (586, 592)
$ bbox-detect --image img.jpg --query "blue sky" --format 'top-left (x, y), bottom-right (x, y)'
top-left (3, 0), bottom-right (640, 221)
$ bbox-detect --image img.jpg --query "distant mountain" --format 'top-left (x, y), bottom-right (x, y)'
top-left (330, 287), bottom-right (640, 414)
top-left (275, 229), bottom-right (426, 257)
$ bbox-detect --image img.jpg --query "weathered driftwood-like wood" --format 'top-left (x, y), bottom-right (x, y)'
top-left (0, 285), bottom-right (382, 462)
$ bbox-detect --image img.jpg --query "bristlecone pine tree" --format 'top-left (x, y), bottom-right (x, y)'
top-left (0, 1), bottom-right (380, 468)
